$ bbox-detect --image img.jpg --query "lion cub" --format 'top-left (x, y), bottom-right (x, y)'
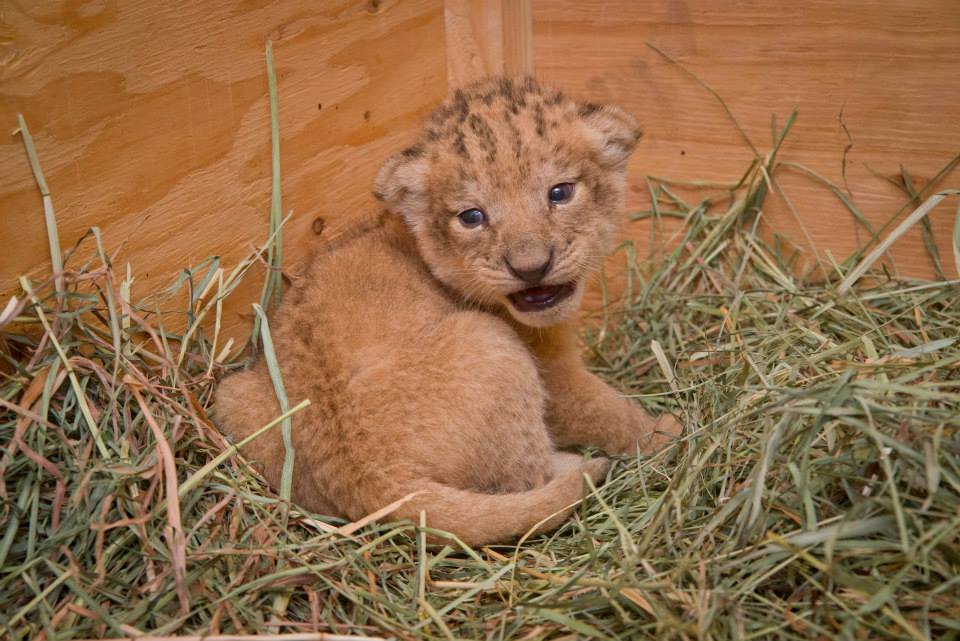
top-left (216, 77), bottom-right (680, 546)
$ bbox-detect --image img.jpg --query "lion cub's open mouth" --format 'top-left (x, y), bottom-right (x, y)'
top-left (508, 282), bottom-right (576, 312)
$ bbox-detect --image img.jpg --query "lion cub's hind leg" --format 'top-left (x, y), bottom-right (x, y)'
top-left (341, 311), bottom-right (556, 495)
top-left (315, 310), bottom-right (593, 543)
top-left (552, 451), bottom-right (588, 475)
top-left (214, 364), bottom-right (283, 475)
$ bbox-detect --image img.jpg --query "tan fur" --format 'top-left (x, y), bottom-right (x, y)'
top-left (216, 78), bottom-right (681, 546)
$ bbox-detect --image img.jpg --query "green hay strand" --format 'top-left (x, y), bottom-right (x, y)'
top-left (250, 39), bottom-right (285, 352)
top-left (15, 115), bottom-right (63, 297)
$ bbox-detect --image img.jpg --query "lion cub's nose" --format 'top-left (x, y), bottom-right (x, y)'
top-left (506, 248), bottom-right (554, 285)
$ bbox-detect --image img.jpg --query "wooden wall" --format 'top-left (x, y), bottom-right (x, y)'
top-left (1, 0), bottom-right (447, 339)
top-left (2, 0), bottom-right (958, 341)
top-left (532, 0), bottom-right (960, 284)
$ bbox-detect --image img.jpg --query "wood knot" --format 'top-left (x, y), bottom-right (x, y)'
top-left (312, 217), bottom-right (326, 235)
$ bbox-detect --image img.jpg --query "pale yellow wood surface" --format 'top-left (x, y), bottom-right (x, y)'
top-left (3, 0), bottom-right (958, 343)
top-left (502, 0), bottom-right (533, 76)
top-left (443, 0), bottom-right (532, 86)
top-left (533, 0), bottom-right (960, 293)
top-left (1, 0), bottom-right (447, 338)
top-left (444, 0), bottom-right (504, 87)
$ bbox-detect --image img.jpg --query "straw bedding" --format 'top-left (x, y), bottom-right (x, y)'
top-left (2, 63), bottom-right (958, 641)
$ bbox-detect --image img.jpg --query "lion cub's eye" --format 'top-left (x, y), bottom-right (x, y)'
top-left (457, 208), bottom-right (487, 228)
top-left (548, 183), bottom-right (575, 205)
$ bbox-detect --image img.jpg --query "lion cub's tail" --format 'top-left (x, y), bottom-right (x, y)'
top-left (390, 458), bottom-right (609, 547)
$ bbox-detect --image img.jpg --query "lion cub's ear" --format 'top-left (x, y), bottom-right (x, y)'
top-left (577, 104), bottom-right (642, 170)
top-left (373, 148), bottom-right (431, 227)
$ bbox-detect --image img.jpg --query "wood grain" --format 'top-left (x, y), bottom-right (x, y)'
top-left (444, 0), bottom-right (504, 87)
top-left (532, 0), bottom-right (960, 301)
top-left (502, 0), bottom-right (533, 76)
top-left (3, 0), bottom-right (958, 344)
top-left (1, 0), bottom-right (447, 340)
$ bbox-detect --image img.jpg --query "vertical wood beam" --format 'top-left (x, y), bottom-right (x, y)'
top-left (502, 0), bottom-right (533, 76)
top-left (444, 0), bottom-right (533, 88)
top-left (444, 0), bottom-right (505, 87)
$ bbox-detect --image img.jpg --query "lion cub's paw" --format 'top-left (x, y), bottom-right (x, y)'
top-left (648, 411), bottom-right (683, 449)
top-left (582, 456), bottom-right (611, 485)
top-left (614, 408), bottom-right (683, 456)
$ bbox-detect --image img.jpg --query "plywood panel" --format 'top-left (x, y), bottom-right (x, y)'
top-left (0, 0), bottom-right (447, 338)
top-left (444, 0), bottom-right (504, 87)
top-left (443, 0), bottom-right (532, 86)
top-left (533, 0), bottom-right (960, 291)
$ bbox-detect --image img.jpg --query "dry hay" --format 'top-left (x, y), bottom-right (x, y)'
top-left (2, 50), bottom-right (959, 641)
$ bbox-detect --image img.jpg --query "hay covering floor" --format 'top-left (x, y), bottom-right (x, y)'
top-left (3, 153), bottom-right (959, 641)
top-left (3, 95), bottom-right (960, 638)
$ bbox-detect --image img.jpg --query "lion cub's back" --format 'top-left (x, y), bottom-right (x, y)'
top-left (269, 218), bottom-right (455, 391)
top-left (215, 217), bottom-right (455, 474)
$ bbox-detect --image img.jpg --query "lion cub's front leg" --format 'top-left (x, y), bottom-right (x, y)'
top-left (523, 324), bottom-right (682, 455)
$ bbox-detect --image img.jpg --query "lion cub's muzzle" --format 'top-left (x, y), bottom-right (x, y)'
top-left (503, 246), bottom-right (576, 312)
top-left (505, 248), bottom-right (554, 285)
top-left (508, 282), bottom-right (576, 312)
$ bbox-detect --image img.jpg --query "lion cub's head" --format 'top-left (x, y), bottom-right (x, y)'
top-left (374, 77), bottom-right (641, 327)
